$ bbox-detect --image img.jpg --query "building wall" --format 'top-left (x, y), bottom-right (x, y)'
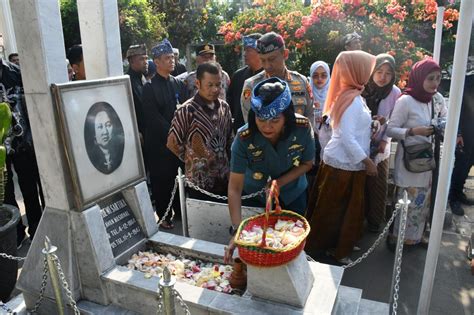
top-left (0, 0), bottom-right (17, 59)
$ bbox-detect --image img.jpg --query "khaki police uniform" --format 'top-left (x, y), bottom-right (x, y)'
top-left (240, 69), bottom-right (314, 128)
top-left (177, 70), bottom-right (230, 101)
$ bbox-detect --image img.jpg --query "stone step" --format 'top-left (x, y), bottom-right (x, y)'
top-left (331, 285), bottom-right (362, 315)
top-left (357, 298), bottom-right (390, 315)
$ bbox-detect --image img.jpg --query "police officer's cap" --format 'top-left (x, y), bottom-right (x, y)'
top-left (196, 44), bottom-right (215, 56)
top-left (257, 32), bottom-right (285, 55)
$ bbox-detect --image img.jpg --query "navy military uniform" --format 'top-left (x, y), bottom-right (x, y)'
top-left (230, 114), bottom-right (315, 214)
top-left (241, 70), bottom-right (314, 128)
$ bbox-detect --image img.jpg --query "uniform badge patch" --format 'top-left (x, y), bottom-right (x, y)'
top-left (253, 172), bottom-right (264, 180)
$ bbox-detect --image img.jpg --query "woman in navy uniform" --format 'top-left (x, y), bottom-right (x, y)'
top-left (224, 77), bottom-right (314, 263)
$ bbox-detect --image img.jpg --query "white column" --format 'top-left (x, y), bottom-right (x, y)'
top-left (77, 0), bottom-right (123, 79)
top-left (433, 5), bottom-right (445, 64)
top-left (417, 0), bottom-right (473, 314)
top-left (9, 0), bottom-right (72, 210)
top-left (0, 0), bottom-right (17, 56)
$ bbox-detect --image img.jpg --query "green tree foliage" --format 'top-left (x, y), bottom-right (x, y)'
top-left (60, 0), bottom-right (166, 56)
top-left (150, 0), bottom-right (207, 53)
top-left (118, 0), bottom-right (167, 54)
top-left (60, 0), bottom-right (81, 49)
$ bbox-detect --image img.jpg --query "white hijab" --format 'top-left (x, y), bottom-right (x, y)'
top-left (309, 61), bottom-right (331, 110)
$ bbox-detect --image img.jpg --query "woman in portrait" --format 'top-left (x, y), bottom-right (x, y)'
top-left (84, 102), bottom-right (125, 174)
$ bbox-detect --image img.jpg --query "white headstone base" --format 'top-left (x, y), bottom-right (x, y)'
top-left (246, 251), bottom-right (314, 307)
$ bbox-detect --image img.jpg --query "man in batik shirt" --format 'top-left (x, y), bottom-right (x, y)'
top-left (167, 62), bottom-right (233, 200)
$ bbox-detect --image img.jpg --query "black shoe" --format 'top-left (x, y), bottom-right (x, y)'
top-left (457, 192), bottom-right (474, 206)
top-left (450, 200), bottom-right (465, 216)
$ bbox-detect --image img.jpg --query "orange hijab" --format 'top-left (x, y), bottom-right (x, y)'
top-left (323, 51), bottom-right (376, 128)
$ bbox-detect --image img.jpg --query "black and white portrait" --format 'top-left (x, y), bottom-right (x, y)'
top-left (52, 76), bottom-right (145, 209)
top-left (84, 102), bottom-right (125, 174)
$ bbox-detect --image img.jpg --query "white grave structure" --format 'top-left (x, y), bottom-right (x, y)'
top-left (5, 0), bottom-right (390, 314)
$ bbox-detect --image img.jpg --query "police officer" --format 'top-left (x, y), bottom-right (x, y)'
top-left (240, 32), bottom-right (314, 129)
top-left (227, 33), bottom-right (263, 133)
top-left (177, 44), bottom-right (230, 101)
top-left (142, 39), bottom-right (188, 229)
top-left (224, 77), bottom-right (315, 263)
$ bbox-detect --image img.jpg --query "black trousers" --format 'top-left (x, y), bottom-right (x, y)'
top-left (450, 140), bottom-right (474, 199)
top-left (4, 150), bottom-right (44, 239)
top-left (150, 155), bottom-right (183, 223)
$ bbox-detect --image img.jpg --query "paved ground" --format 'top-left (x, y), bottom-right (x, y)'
top-left (8, 170), bottom-right (474, 314)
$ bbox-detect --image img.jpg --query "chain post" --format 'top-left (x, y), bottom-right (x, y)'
top-left (42, 236), bottom-right (65, 315)
top-left (177, 168), bottom-right (189, 237)
top-left (389, 191), bottom-right (410, 315)
top-left (52, 254), bottom-right (80, 315)
top-left (158, 266), bottom-right (177, 315)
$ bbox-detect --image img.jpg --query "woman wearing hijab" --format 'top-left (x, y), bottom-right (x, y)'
top-left (224, 77), bottom-right (315, 263)
top-left (309, 61), bottom-right (332, 158)
top-left (386, 58), bottom-right (447, 249)
top-left (362, 54), bottom-right (401, 232)
top-left (305, 51), bottom-right (377, 265)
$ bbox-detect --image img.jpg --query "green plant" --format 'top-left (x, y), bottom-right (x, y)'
top-left (0, 103), bottom-right (12, 205)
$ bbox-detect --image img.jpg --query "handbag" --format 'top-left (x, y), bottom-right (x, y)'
top-left (400, 100), bottom-right (436, 173)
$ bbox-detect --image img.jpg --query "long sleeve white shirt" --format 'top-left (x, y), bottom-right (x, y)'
top-left (323, 95), bottom-right (372, 171)
top-left (387, 93), bottom-right (447, 188)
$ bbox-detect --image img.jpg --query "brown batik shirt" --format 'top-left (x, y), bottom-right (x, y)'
top-left (167, 93), bottom-right (233, 195)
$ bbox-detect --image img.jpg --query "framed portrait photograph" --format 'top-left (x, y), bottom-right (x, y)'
top-left (52, 76), bottom-right (145, 209)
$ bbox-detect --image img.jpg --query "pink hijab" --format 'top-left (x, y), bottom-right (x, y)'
top-left (404, 58), bottom-right (441, 103)
top-left (324, 51), bottom-right (376, 128)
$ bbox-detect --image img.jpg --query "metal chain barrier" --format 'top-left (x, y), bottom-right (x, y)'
top-left (0, 252), bottom-right (26, 261)
top-left (156, 288), bottom-right (164, 314)
top-left (390, 194), bottom-right (409, 315)
top-left (52, 254), bottom-right (80, 315)
top-left (342, 204), bottom-right (401, 269)
top-left (157, 178), bottom-right (178, 227)
top-left (28, 256), bottom-right (49, 314)
top-left (184, 177), bottom-right (266, 200)
top-left (173, 289), bottom-right (191, 315)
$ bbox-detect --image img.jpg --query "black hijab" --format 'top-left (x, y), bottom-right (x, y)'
top-left (362, 53), bottom-right (396, 115)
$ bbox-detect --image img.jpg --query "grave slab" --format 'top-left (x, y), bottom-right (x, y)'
top-left (246, 251), bottom-right (315, 307)
top-left (122, 181), bottom-right (158, 237)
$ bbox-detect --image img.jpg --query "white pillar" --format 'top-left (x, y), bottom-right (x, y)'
top-left (417, 0), bottom-right (473, 314)
top-left (77, 0), bottom-right (123, 79)
top-left (433, 5), bottom-right (445, 64)
top-left (9, 1), bottom-right (83, 311)
top-left (0, 0), bottom-right (17, 56)
top-left (9, 0), bottom-right (72, 210)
